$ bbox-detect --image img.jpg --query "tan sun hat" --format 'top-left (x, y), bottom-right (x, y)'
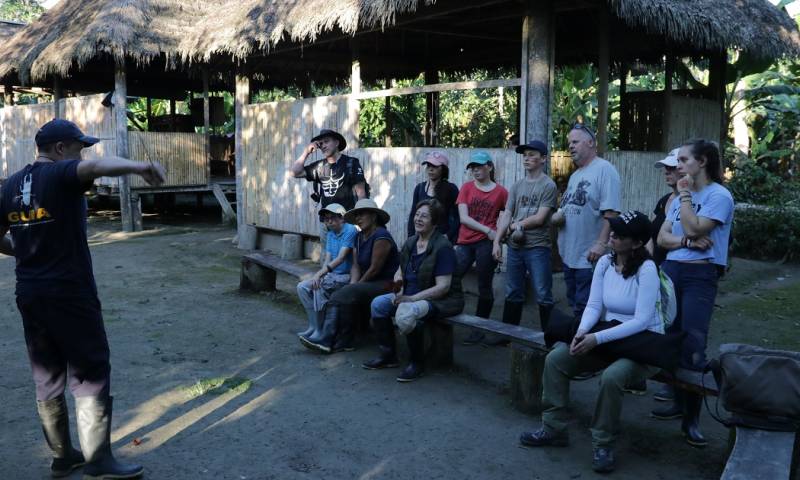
top-left (344, 198), bottom-right (390, 225)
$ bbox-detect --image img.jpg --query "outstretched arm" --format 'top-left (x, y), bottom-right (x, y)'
top-left (77, 157), bottom-right (166, 186)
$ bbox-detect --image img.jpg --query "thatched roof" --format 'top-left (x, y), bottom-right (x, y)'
top-left (0, 0), bottom-right (798, 86)
top-left (0, 20), bottom-right (24, 42)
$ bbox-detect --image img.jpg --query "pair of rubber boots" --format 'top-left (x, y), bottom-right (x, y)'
top-left (363, 316), bottom-right (425, 381)
top-left (37, 394), bottom-right (143, 479)
top-left (481, 300), bottom-right (553, 346)
top-left (299, 304), bottom-right (354, 353)
top-left (651, 388), bottom-right (707, 447)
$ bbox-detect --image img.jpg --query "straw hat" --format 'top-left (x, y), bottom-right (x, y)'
top-left (344, 198), bottom-right (390, 225)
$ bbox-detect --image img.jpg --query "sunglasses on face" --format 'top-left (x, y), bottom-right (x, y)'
top-left (571, 123), bottom-right (596, 141)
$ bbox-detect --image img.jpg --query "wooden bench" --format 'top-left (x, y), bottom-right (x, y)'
top-left (241, 253), bottom-right (797, 478)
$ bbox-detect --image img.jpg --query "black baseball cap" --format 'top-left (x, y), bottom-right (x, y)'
top-left (609, 210), bottom-right (652, 244)
top-left (515, 140), bottom-right (548, 156)
top-left (35, 119), bottom-right (99, 148)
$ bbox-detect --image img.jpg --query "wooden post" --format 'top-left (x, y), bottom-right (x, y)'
top-left (384, 78), bottom-right (392, 147)
top-left (618, 62), bottom-right (628, 149)
top-left (53, 77), bottom-right (64, 118)
top-left (202, 66), bottom-right (211, 183)
top-left (709, 52), bottom-right (728, 151)
top-left (350, 39), bottom-right (361, 147)
top-left (424, 70), bottom-right (439, 146)
top-left (145, 97), bottom-right (152, 131)
top-left (2, 84), bottom-right (13, 106)
top-left (663, 56), bottom-right (675, 151)
top-left (114, 63), bottom-right (136, 232)
top-left (169, 98), bottom-right (176, 131)
top-left (596, 10), bottom-right (610, 156)
top-left (519, 0), bottom-right (555, 149)
top-left (510, 343), bottom-right (547, 413)
top-left (234, 72), bottom-right (250, 245)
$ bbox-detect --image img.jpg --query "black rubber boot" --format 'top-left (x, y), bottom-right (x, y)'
top-left (398, 325), bottom-right (425, 382)
top-left (75, 396), bottom-right (143, 480)
top-left (482, 300), bottom-right (523, 346)
top-left (301, 305), bottom-right (338, 353)
top-left (332, 304), bottom-right (356, 352)
top-left (681, 392), bottom-right (708, 448)
top-left (37, 395), bottom-right (85, 478)
top-left (538, 304), bottom-right (553, 333)
top-left (651, 389), bottom-right (683, 420)
top-left (362, 317), bottom-right (399, 369)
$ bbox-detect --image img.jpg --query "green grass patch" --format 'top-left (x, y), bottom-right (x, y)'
top-left (182, 376), bottom-right (253, 399)
top-left (712, 281), bottom-right (800, 352)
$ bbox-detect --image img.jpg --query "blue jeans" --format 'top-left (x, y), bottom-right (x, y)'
top-left (562, 263), bottom-right (593, 317)
top-left (505, 246), bottom-right (553, 306)
top-left (662, 261), bottom-right (719, 370)
top-left (455, 240), bottom-right (497, 302)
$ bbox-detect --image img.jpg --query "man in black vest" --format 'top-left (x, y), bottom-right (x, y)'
top-left (0, 119), bottom-right (165, 479)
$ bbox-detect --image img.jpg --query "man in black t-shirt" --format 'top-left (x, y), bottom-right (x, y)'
top-left (0, 119), bottom-right (165, 479)
top-left (290, 129), bottom-right (367, 255)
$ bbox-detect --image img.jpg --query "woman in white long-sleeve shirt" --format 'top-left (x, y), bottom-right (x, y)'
top-left (519, 211), bottom-right (661, 474)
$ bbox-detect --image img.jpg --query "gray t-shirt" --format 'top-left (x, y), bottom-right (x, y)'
top-left (557, 157), bottom-right (621, 269)
top-left (506, 175), bottom-right (557, 249)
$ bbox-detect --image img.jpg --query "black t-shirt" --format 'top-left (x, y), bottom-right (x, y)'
top-left (0, 160), bottom-right (96, 297)
top-left (652, 192), bottom-right (673, 266)
top-left (304, 154), bottom-right (365, 210)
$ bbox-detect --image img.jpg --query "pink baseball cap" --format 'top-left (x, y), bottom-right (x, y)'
top-left (422, 151), bottom-right (449, 167)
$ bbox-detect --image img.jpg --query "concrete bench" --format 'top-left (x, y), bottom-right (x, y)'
top-left (240, 252), bottom-right (317, 292)
top-left (721, 427), bottom-right (798, 480)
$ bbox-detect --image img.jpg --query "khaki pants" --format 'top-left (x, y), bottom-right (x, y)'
top-left (541, 343), bottom-right (660, 448)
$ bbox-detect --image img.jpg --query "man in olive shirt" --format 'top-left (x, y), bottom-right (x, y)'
top-left (489, 140), bottom-right (557, 345)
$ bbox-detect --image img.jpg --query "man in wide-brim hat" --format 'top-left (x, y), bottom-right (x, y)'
top-left (290, 129), bottom-right (368, 262)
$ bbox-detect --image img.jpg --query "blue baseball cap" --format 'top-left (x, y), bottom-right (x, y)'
top-left (515, 140), bottom-right (548, 156)
top-left (467, 151), bottom-right (492, 168)
top-left (35, 119), bottom-right (99, 148)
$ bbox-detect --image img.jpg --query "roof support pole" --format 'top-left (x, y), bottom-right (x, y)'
top-left (53, 77), bottom-right (64, 118)
top-left (519, 0), bottom-right (555, 155)
top-left (384, 78), bottom-right (392, 147)
top-left (202, 65), bottom-right (211, 184)
top-left (145, 97), bottom-right (152, 130)
top-left (114, 62), bottom-right (137, 232)
top-left (3, 84), bottom-right (14, 106)
top-left (709, 51), bottom-right (728, 152)
top-left (596, 10), bottom-right (610, 156)
top-left (424, 70), bottom-right (439, 146)
top-left (234, 72), bottom-right (250, 246)
top-left (662, 55), bottom-right (675, 151)
top-left (349, 39), bottom-right (361, 147)
top-left (618, 62), bottom-right (628, 148)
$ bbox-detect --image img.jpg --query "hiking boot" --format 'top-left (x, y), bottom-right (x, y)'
top-left (623, 380), bottom-right (648, 396)
top-left (519, 428), bottom-right (569, 447)
top-left (362, 356), bottom-right (400, 370)
top-left (654, 384), bottom-right (674, 402)
top-left (396, 363), bottom-right (424, 382)
top-left (37, 395), bottom-right (85, 478)
top-left (592, 447), bottom-right (615, 473)
top-left (462, 330), bottom-right (485, 346)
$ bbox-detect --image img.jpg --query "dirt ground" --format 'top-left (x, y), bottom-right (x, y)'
top-left (1, 207), bottom-right (799, 480)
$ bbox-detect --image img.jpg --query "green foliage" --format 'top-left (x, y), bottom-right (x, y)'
top-left (732, 206), bottom-right (800, 261)
top-left (0, 0), bottom-right (43, 22)
top-left (726, 157), bottom-right (797, 206)
top-left (182, 376), bottom-right (252, 399)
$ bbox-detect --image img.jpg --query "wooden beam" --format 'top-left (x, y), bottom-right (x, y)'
top-left (114, 63), bottom-right (135, 232)
top-left (53, 77), bottom-right (64, 118)
top-left (709, 52), bottom-right (728, 151)
top-left (350, 39), bottom-right (361, 147)
top-left (520, 0), bottom-right (555, 148)
top-left (397, 27), bottom-right (517, 43)
top-left (234, 72), bottom-right (250, 243)
top-left (596, 10), bottom-right (610, 156)
top-left (202, 65), bottom-right (211, 184)
top-left (356, 78), bottom-right (521, 100)
top-left (424, 70), bottom-right (439, 146)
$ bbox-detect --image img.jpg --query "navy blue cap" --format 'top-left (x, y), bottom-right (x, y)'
top-left (35, 119), bottom-right (99, 148)
top-left (516, 140), bottom-right (548, 156)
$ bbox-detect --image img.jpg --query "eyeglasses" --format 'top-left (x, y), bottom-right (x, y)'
top-left (571, 123), bottom-right (596, 141)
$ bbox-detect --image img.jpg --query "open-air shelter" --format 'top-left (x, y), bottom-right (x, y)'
top-left (0, 0), bottom-right (798, 249)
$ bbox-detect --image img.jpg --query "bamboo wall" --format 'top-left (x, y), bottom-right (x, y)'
top-left (129, 132), bottom-right (208, 187)
top-left (0, 102), bottom-right (56, 177)
top-left (240, 93), bottom-right (671, 242)
top-left (665, 95), bottom-right (721, 149)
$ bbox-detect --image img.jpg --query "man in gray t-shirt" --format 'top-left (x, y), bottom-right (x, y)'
top-left (554, 125), bottom-right (621, 317)
top-left (489, 140), bottom-right (557, 345)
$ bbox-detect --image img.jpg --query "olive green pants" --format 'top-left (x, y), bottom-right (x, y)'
top-left (541, 343), bottom-right (660, 448)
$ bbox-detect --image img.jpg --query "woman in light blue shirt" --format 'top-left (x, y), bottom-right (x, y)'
top-left (653, 139), bottom-right (734, 448)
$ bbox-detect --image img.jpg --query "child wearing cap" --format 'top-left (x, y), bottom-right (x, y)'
top-left (454, 151), bottom-right (508, 345)
top-left (406, 151), bottom-right (460, 242)
top-left (296, 203), bottom-right (357, 343)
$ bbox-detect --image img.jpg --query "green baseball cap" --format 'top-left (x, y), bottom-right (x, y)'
top-left (467, 151), bottom-right (492, 168)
